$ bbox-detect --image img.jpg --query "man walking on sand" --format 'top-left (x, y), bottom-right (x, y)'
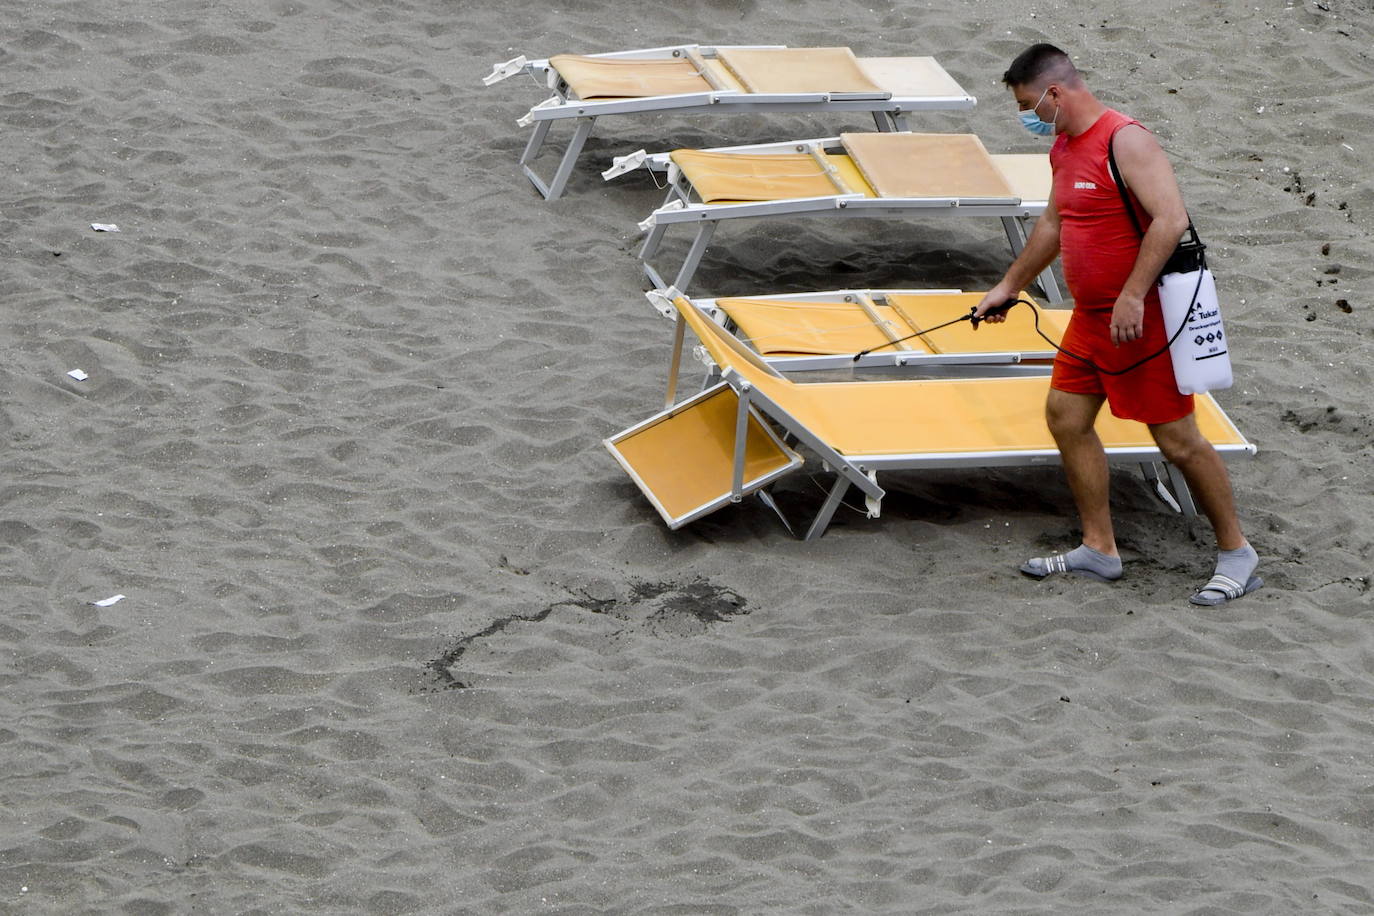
top-left (973, 43), bottom-right (1260, 606)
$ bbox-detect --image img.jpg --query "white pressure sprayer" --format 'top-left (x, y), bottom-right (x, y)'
top-left (1156, 230), bottom-right (1232, 394)
top-left (1109, 132), bottom-right (1234, 395)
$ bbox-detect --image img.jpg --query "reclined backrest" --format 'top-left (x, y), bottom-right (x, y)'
top-left (550, 55), bottom-right (714, 99)
top-left (672, 296), bottom-right (787, 383)
top-left (672, 295), bottom-right (841, 443)
top-left (715, 297), bottom-right (930, 356)
top-left (668, 149), bottom-right (873, 203)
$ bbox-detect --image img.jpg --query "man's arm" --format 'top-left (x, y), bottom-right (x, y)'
top-left (1109, 124), bottom-right (1190, 345)
top-left (973, 194), bottom-right (1062, 324)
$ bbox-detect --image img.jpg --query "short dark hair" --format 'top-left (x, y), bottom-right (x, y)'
top-left (1003, 43), bottom-right (1077, 88)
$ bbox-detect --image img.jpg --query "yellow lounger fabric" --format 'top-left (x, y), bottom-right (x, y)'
top-left (611, 385), bottom-right (796, 522)
top-left (840, 133), bottom-right (1016, 200)
top-left (550, 55), bottom-right (713, 99)
top-left (675, 296), bottom-right (1248, 457)
top-left (550, 49), bottom-right (971, 100)
top-left (671, 135), bottom-right (1039, 204)
top-left (715, 47), bottom-right (884, 94)
top-left (716, 298), bottom-right (924, 356)
top-left (988, 154), bottom-right (1054, 203)
top-left (669, 150), bottom-right (877, 203)
top-left (856, 57), bottom-right (968, 98)
top-left (715, 293), bottom-right (1069, 357)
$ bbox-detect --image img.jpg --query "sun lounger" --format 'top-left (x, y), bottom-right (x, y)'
top-left (646, 287), bottom-right (1073, 374)
top-left (483, 45), bottom-right (976, 200)
top-left (606, 294), bottom-right (1256, 539)
top-left (613, 132), bottom-right (1062, 301)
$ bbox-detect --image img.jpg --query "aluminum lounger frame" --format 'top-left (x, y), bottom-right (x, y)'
top-left (713, 364), bottom-right (1253, 540)
top-left (650, 287), bottom-right (1061, 374)
top-left (654, 295), bottom-right (1256, 540)
top-left (484, 45), bottom-right (976, 200)
top-left (627, 136), bottom-right (1062, 302)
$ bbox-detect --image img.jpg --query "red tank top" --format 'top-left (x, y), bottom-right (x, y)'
top-left (1051, 108), bottom-right (1155, 310)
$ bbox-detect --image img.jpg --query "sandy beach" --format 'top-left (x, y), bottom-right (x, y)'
top-left (2, 0), bottom-right (1372, 911)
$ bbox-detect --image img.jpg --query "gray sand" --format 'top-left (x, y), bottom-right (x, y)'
top-left (2, 0), bottom-right (1372, 912)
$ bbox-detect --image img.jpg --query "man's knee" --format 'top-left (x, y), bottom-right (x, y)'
top-left (1046, 391), bottom-right (1103, 440)
top-left (1150, 415), bottom-right (1213, 465)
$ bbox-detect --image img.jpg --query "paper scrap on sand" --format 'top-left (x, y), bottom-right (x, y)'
top-left (67, 369), bottom-right (88, 381)
top-left (91, 594), bottom-right (126, 607)
top-left (90, 223), bottom-right (120, 232)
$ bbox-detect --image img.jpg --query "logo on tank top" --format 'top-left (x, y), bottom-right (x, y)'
top-left (1074, 181), bottom-right (1098, 190)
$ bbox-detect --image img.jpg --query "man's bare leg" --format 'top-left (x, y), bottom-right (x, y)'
top-left (1049, 389), bottom-right (1117, 554)
top-left (1150, 413), bottom-right (1261, 604)
top-left (1149, 414), bottom-right (1243, 548)
top-left (1021, 389), bottom-right (1123, 581)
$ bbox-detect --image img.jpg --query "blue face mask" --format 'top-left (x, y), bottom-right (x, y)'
top-left (1017, 86), bottom-right (1057, 136)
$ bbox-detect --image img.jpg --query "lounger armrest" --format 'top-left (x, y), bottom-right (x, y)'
top-left (827, 91), bottom-right (894, 102)
top-left (516, 96), bottom-right (561, 128)
top-left (521, 92), bottom-right (742, 121)
top-left (698, 44), bottom-right (789, 54)
top-left (638, 199), bottom-right (685, 232)
top-left (642, 152), bottom-right (674, 172)
top-left (712, 92), bottom-right (831, 105)
top-left (694, 136), bottom-right (844, 155)
top-left (885, 94), bottom-right (977, 110)
top-left (483, 55), bottom-right (530, 86)
top-left (647, 195), bottom-right (867, 224)
top-left (644, 288), bottom-right (680, 318)
top-left (583, 45), bottom-right (706, 60)
top-left (835, 196), bottom-right (1020, 210)
top-left (641, 137), bottom-right (843, 161)
top-left (601, 149), bottom-right (649, 181)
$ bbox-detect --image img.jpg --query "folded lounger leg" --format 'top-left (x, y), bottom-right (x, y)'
top-left (730, 381), bottom-right (884, 541)
top-left (1164, 462), bottom-right (1198, 516)
top-left (806, 476), bottom-right (853, 541)
top-left (520, 116), bottom-right (597, 200)
top-left (791, 460), bottom-right (1205, 539)
top-left (670, 222), bottom-right (718, 291)
top-left (639, 221), bottom-right (670, 283)
top-left (639, 217), bottom-right (718, 292)
top-left (755, 487), bottom-right (796, 537)
top-left (803, 454), bottom-right (1209, 540)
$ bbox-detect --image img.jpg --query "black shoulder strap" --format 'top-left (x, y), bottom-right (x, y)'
top-left (1106, 129), bottom-right (1147, 239)
top-left (1108, 126), bottom-right (1198, 242)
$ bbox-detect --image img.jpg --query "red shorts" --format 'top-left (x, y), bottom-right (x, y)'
top-left (1050, 304), bottom-right (1194, 424)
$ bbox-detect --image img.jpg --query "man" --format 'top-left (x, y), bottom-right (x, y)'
top-left (973, 43), bottom-right (1260, 606)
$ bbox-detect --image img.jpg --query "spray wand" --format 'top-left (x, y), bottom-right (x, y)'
top-left (851, 299), bottom-right (1018, 362)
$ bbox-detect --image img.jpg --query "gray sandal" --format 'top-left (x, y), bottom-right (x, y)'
top-left (1189, 574), bottom-right (1263, 607)
top-left (1020, 544), bottom-right (1123, 582)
